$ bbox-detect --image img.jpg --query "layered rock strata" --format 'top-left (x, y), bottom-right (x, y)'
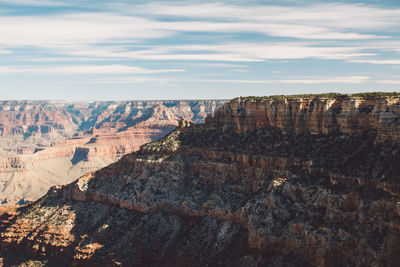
top-left (212, 95), bottom-right (400, 141)
top-left (0, 100), bottom-right (225, 204)
top-left (0, 94), bottom-right (399, 266)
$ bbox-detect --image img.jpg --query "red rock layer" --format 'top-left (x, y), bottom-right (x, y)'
top-left (0, 100), bottom-right (226, 204)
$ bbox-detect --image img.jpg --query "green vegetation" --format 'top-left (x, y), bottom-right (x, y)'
top-left (351, 92), bottom-right (400, 98)
top-left (139, 127), bottom-right (182, 160)
top-left (234, 92), bottom-right (400, 101)
top-left (139, 119), bottom-right (194, 160)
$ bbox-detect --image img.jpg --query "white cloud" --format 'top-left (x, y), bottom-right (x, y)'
top-left (51, 43), bottom-right (374, 62)
top-left (349, 59), bottom-right (400, 65)
top-left (162, 21), bottom-right (381, 40)
top-left (232, 69), bottom-right (249, 72)
top-left (0, 2), bottom-right (396, 50)
top-left (0, 13), bottom-right (170, 46)
top-left (50, 45), bottom-right (263, 62)
top-left (0, 13), bottom-right (374, 53)
top-left (0, 64), bottom-right (184, 74)
top-left (0, 0), bottom-right (68, 6)
top-left (375, 80), bottom-right (400, 84)
top-left (133, 2), bottom-right (400, 31)
top-left (189, 63), bottom-right (248, 68)
top-left (14, 57), bottom-right (123, 62)
top-left (197, 76), bottom-right (371, 84)
top-left (0, 1), bottom-right (399, 71)
top-left (94, 77), bottom-right (172, 85)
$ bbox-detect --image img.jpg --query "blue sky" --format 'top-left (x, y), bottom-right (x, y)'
top-left (0, 0), bottom-right (399, 100)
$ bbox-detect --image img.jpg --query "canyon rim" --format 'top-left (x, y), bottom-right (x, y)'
top-left (0, 93), bottom-right (399, 266)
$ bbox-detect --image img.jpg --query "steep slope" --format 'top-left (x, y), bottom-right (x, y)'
top-left (0, 100), bottom-right (226, 205)
top-left (0, 93), bottom-right (399, 266)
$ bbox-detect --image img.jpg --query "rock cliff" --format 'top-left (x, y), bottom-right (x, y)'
top-left (0, 93), bottom-right (399, 266)
top-left (0, 100), bottom-right (226, 205)
top-left (211, 94), bottom-right (400, 140)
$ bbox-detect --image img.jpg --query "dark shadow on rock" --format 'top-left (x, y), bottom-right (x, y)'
top-left (1, 116), bottom-right (400, 266)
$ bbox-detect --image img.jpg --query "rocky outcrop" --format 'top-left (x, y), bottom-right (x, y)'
top-left (0, 100), bottom-right (226, 205)
top-left (0, 157), bottom-right (24, 172)
top-left (0, 94), bottom-right (399, 266)
top-left (211, 95), bottom-right (400, 141)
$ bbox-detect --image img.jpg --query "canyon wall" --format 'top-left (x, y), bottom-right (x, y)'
top-left (0, 94), bottom-right (399, 266)
top-left (0, 100), bottom-right (226, 205)
top-left (210, 96), bottom-right (400, 140)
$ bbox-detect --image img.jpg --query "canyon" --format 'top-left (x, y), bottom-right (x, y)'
top-left (0, 100), bottom-right (226, 205)
top-left (0, 93), bottom-right (400, 266)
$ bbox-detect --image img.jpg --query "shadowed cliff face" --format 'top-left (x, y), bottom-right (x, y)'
top-left (0, 95), bottom-right (399, 266)
top-left (0, 100), bottom-right (226, 205)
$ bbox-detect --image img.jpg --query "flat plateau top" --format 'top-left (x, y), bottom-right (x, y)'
top-left (234, 92), bottom-right (400, 102)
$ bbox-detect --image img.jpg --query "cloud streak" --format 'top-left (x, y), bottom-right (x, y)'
top-left (0, 1), bottom-right (399, 99)
top-left (0, 0), bottom-right (68, 6)
top-left (197, 76), bottom-right (371, 84)
top-left (375, 80), bottom-right (400, 84)
top-left (0, 65), bottom-right (184, 74)
top-left (0, 2), bottom-right (398, 64)
top-left (133, 2), bottom-right (400, 29)
top-left (349, 59), bottom-right (400, 65)
top-left (49, 43), bottom-right (375, 62)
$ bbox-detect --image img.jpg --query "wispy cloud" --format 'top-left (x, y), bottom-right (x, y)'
top-left (189, 63), bottom-right (248, 68)
top-left (0, 0), bottom-right (68, 6)
top-left (132, 2), bottom-right (400, 33)
top-left (51, 43), bottom-right (374, 62)
top-left (14, 56), bottom-right (123, 62)
top-left (195, 76), bottom-right (371, 84)
top-left (349, 59), bottom-right (400, 65)
top-left (0, 3), bottom-right (398, 47)
top-left (133, 1), bottom-right (399, 28)
top-left (375, 80), bottom-right (400, 84)
top-left (94, 77), bottom-right (172, 85)
top-left (0, 2), bottom-right (398, 63)
top-left (0, 14), bottom-right (168, 46)
top-left (0, 64), bottom-right (184, 74)
top-left (0, 12), bottom-right (379, 52)
top-left (84, 75), bottom-right (372, 85)
top-left (232, 69), bottom-right (250, 72)
top-left (0, 1), bottom-right (399, 99)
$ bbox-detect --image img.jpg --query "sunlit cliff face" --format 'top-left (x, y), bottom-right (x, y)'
top-left (212, 95), bottom-right (400, 140)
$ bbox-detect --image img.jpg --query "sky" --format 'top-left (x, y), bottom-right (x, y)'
top-left (0, 0), bottom-right (399, 100)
